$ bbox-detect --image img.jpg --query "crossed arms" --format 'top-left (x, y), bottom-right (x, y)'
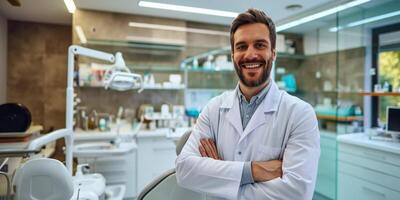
top-left (199, 138), bottom-right (283, 183)
top-left (176, 102), bottom-right (320, 199)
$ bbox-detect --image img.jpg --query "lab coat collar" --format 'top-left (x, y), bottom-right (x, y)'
top-left (221, 80), bottom-right (282, 137)
top-left (220, 80), bottom-right (281, 113)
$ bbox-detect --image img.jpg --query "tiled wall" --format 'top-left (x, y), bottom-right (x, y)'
top-left (73, 9), bottom-right (231, 118)
top-left (7, 20), bottom-right (71, 131)
top-left (276, 47), bottom-right (365, 107)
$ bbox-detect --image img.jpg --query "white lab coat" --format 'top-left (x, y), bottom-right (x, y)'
top-left (176, 81), bottom-right (320, 200)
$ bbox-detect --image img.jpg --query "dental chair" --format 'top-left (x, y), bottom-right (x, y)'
top-left (13, 158), bottom-right (74, 200)
top-left (137, 130), bottom-right (205, 200)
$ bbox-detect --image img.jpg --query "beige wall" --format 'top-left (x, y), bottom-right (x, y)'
top-left (0, 15), bottom-right (6, 104)
top-left (7, 20), bottom-right (71, 130)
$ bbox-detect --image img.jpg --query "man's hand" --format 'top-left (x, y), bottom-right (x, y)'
top-left (199, 138), bottom-right (282, 182)
top-left (199, 138), bottom-right (220, 160)
top-left (251, 160), bottom-right (283, 182)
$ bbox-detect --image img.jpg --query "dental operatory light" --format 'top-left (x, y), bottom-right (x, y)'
top-left (103, 52), bottom-right (143, 92)
top-left (329, 10), bottom-right (400, 32)
top-left (276, 0), bottom-right (370, 32)
top-left (64, 0), bottom-right (76, 14)
top-left (138, 1), bottom-right (238, 18)
top-left (285, 4), bottom-right (303, 12)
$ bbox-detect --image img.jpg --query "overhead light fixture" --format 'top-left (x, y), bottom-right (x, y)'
top-left (285, 4), bottom-right (303, 12)
top-left (138, 1), bottom-right (238, 18)
top-left (329, 10), bottom-right (400, 32)
top-left (276, 0), bottom-right (370, 32)
top-left (64, 0), bottom-right (76, 13)
top-left (74, 26), bottom-right (87, 44)
top-left (128, 22), bottom-right (230, 36)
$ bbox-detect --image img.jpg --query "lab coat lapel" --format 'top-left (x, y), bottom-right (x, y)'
top-left (220, 87), bottom-right (243, 136)
top-left (240, 81), bottom-right (282, 142)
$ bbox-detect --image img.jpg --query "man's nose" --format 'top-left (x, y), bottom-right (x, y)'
top-left (243, 46), bottom-right (258, 60)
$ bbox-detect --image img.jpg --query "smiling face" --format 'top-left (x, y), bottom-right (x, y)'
top-left (232, 23), bottom-right (276, 88)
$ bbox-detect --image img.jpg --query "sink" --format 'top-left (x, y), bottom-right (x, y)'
top-left (74, 142), bottom-right (137, 158)
top-left (105, 184), bottom-right (126, 200)
top-left (71, 173), bottom-right (106, 199)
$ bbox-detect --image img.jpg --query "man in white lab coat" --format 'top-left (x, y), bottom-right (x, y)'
top-left (176, 8), bottom-right (320, 200)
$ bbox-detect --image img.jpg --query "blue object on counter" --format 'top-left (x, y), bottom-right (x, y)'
top-left (314, 105), bottom-right (355, 117)
top-left (185, 108), bottom-right (200, 118)
top-left (281, 74), bottom-right (297, 92)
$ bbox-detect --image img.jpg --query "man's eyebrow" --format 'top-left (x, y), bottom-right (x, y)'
top-left (234, 41), bottom-right (247, 46)
top-left (255, 39), bottom-right (269, 43)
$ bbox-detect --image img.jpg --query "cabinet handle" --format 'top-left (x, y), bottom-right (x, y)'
top-left (362, 186), bottom-right (386, 198)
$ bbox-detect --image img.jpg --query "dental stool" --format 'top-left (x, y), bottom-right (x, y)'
top-left (137, 130), bottom-right (205, 200)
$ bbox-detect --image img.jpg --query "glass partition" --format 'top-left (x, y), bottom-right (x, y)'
top-left (282, 0), bottom-right (400, 199)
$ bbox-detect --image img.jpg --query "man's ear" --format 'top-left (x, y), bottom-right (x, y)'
top-left (272, 49), bottom-right (277, 61)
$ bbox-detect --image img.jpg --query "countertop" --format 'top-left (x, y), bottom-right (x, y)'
top-left (74, 122), bottom-right (190, 141)
top-left (73, 122), bottom-right (138, 141)
top-left (136, 127), bottom-right (190, 140)
top-left (337, 133), bottom-right (400, 155)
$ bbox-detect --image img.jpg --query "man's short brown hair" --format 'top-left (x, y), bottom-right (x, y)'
top-left (230, 8), bottom-right (276, 52)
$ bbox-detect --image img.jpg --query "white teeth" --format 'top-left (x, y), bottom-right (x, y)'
top-left (243, 63), bottom-right (261, 69)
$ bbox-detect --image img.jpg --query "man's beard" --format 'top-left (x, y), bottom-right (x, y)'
top-left (234, 59), bottom-right (273, 87)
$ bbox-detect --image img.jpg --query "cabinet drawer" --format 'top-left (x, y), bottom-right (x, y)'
top-left (138, 137), bottom-right (176, 149)
top-left (339, 143), bottom-right (400, 167)
top-left (339, 151), bottom-right (400, 179)
top-left (338, 172), bottom-right (400, 200)
top-left (338, 162), bottom-right (400, 192)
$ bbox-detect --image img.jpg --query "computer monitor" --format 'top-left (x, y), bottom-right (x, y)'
top-left (387, 107), bottom-right (400, 134)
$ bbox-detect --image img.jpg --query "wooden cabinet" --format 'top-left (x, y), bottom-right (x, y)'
top-left (337, 134), bottom-right (400, 200)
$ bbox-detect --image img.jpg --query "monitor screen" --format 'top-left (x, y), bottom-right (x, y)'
top-left (387, 107), bottom-right (400, 133)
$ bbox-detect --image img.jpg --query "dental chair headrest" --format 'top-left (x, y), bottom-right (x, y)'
top-left (13, 158), bottom-right (74, 200)
top-left (175, 129), bottom-right (191, 156)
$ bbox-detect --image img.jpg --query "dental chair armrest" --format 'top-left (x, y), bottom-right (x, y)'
top-left (27, 128), bottom-right (73, 175)
top-left (27, 128), bottom-right (71, 150)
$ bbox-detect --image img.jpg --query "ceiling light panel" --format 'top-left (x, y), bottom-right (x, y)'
top-left (277, 0), bottom-right (370, 32)
top-left (138, 1), bottom-right (238, 18)
top-left (64, 0), bottom-right (76, 13)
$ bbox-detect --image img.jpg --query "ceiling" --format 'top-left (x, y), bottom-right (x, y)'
top-left (0, 0), bottom-right (337, 26)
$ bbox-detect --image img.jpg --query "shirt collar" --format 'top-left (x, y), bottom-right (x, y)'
top-left (237, 79), bottom-right (271, 105)
top-left (220, 80), bottom-right (282, 112)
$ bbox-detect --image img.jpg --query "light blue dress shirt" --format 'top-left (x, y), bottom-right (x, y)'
top-left (237, 81), bottom-right (272, 185)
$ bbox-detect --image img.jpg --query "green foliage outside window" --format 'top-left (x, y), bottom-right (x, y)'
top-left (378, 51), bottom-right (400, 122)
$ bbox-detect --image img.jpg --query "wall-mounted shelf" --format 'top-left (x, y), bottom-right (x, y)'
top-left (357, 92), bottom-right (400, 96)
top-left (86, 39), bottom-right (184, 51)
top-left (184, 68), bottom-right (234, 73)
top-left (78, 85), bottom-right (185, 90)
top-left (129, 65), bottom-right (182, 73)
top-left (317, 115), bottom-right (363, 122)
top-left (186, 88), bottom-right (231, 92)
top-left (180, 46), bottom-right (306, 69)
top-left (277, 52), bottom-right (306, 60)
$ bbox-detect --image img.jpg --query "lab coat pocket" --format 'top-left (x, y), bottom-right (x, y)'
top-left (257, 147), bottom-right (282, 160)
